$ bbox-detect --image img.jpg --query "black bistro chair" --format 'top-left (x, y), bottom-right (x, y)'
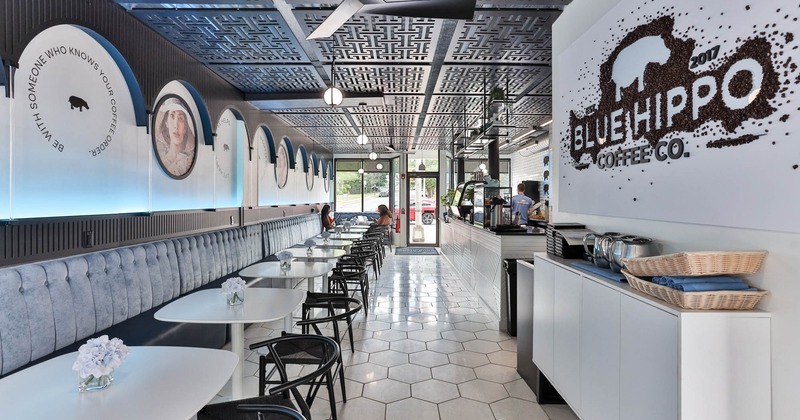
top-left (198, 335), bottom-right (339, 420)
top-left (256, 297), bottom-right (363, 420)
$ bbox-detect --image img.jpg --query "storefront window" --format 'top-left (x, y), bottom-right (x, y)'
top-left (335, 159), bottom-right (390, 212)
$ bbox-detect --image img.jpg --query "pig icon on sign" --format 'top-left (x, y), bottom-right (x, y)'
top-left (68, 96), bottom-right (90, 112)
top-left (611, 36), bottom-right (671, 102)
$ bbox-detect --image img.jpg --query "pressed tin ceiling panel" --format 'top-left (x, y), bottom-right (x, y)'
top-left (210, 64), bottom-right (325, 93)
top-left (117, 1), bottom-right (566, 153)
top-left (446, 10), bottom-right (559, 64)
top-left (130, 10), bottom-right (307, 63)
top-left (297, 12), bottom-right (442, 63)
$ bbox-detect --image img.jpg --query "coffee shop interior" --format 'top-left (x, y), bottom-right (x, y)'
top-left (0, 0), bottom-right (798, 419)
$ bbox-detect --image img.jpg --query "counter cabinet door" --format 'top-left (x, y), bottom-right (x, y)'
top-left (620, 295), bottom-right (678, 420)
top-left (553, 266), bottom-right (582, 411)
top-left (580, 278), bottom-right (621, 420)
top-left (532, 256), bottom-right (555, 380)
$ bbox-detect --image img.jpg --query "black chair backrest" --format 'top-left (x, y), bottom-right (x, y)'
top-left (235, 404), bottom-right (306, 420)
top-left (297, 296), bottom-right (363, 346)
top-left (244, 334), bottom-right (339, 419)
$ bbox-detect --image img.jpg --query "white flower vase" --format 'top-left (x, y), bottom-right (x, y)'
top-left (306, 247), bottom-right (314, 256)
top-left (323, 237), bottom-right (330, 245)
top-left (79, 373), bottom-right (114, 392)
top-left (280, 260), bottom-right (292, 271)
top-left (226, 291), bottom-right (244, 306)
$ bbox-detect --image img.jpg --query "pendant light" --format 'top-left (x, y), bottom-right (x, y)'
top-left (369, 143), bottom-right (377, 160)
top-left (323, 41), bottom-right (343, 106)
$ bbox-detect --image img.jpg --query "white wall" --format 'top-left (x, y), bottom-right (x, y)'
top-left (509, 147), bottom-right (548, 188)
top-left (553, 1), bottom-right (799, 418)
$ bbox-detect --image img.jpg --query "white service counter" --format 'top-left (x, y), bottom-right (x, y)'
top-left (440, 219), bottom-right (547, 329)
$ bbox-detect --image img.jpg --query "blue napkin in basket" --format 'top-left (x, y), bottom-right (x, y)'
top-left (673, 282), bottom-right (754, 292)
top-left (653, 275), bottom-right (744, 286)
top-left (571, 262), bottom-right (626, 282)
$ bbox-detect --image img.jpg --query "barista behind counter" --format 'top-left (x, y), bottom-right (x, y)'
top-left (511, 183), bottom-right (535, 225)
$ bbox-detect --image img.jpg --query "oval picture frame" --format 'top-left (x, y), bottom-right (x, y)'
top-left (152, 94), bottom-right (198, 180)
top-left (275, 142), bottom-right (289, 189)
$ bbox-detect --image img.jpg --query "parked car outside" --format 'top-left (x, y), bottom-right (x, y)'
top-left (378, 187), bottom-right (389, 197)
top-left (383, 200), bottom-right (437, 232)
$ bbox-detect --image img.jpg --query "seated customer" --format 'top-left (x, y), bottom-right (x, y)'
top-left (376, 205), bottom-right (392, 226)
top-left (321, 204), bottom-right (335, 230)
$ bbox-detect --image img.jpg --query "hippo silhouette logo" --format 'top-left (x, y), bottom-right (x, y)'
top-left (68, 96), bottom-right (89, 112)
top-left (223, 144), bottom-right (230, 152)
top-left (611, 36), bottom-right (671, 102)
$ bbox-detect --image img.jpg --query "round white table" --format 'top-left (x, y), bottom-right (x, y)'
top-left (328, 226), bottom-right (369, 233)
top-left (318, 232), bottom-right (362, 240)
top-left (239, 261), bottom-right (335, 294)
top-left (154, 288), bottom-right (304, 399)
top-left (285, 247), bottom-right (346, 262)
top-left (306, 238), bottom-right (353, 253)
top-left (0, 346), bottom-right (238, 420)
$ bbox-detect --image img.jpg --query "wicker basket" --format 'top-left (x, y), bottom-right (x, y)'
top-left (621, 251), bottom-right (767, 277)
top-left (621, 270), bottom-right (767, 310)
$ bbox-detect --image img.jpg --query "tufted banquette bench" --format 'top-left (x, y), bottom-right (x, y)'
top-left (0, 213), bottom-right (322, 378)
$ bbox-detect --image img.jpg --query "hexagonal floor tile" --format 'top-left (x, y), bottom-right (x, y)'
top-left (455, 321), bottom-right (488, 332)
top-left (372, 329), bottom-right (408, 342)
top-left (474, 363), bottom-right (522, 383)
top-left (407, 329), bottom-right (442, 342)
top-left (459, 379), bottom-right (510, 403)
top-left (406, 313), bottom-right (438, 323)
top-left (335, 397), bottom-right (387, 419)
top-left (369, 350), bottom-right (409, 367)
top-left (490, 397), bottom-right (550, 420)
top-left (463, 339), bottom-right (502, 354)
top-left (362, 378), bottom-right (411, 403)
top-left (426, 339), bottom-right (464, 354)
top-left (390, 339), bottom-right (427, 353)
top-left (475, 330), bottom-right (511, 342)
top-left (411, 379), bottom-right (460, 403)
top-left (464, 313), bottom-right (495, 323)
top-left (341, 349), bottom-right (370, 367)
top-left (498, 339), bottom-right (518, 352)
top-left (447, 307), bottom-right (477, 315)
top-left (441, 330), bottom-right (477, 342)
top-left (388, 363), bottom-right (432, 384)
top-left (431, 364), bottom-right (477, 384)
top-left (352, 339), bottom-right (391, 353)
top-left (436, 313), bottom-right (467, 323)
top-left (488, 350), bottom-right (517, 367)
top-left (448, 351), bottom-right (491, 368)
top-left (438, 397), bottom-right (495, 420)
top-left (374, 313), bottom-right (408, 323)
top-left (422, 321), bottom-right (454, 331)
top-left (409, 350), bottom-right (450, 368)
top-left (504, 378), bottom-right (536, 401)
top-left (542, 403), bottom-right (581, 420)
top-left (359, 320), bottom-right (392, 331)
top-left (386, 397), bottom-right (440, 420)
top-left (343, 362), bottom-right (388, 383)
top-left (391, 321), bottom-right (423, 331)
top-left (316, 378), bottom-right (363, 403)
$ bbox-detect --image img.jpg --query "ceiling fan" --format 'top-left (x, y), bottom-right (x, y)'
top-left (306, 0), bottom-right (477, 40)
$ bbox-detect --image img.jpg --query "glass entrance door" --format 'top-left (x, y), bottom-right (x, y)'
top-left (407, 174), bottom-right (438, 246)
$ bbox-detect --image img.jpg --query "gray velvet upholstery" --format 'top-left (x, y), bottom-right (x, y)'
top-left (263, 214), bottom-right (321, 257)
top-left (0, 214), bottom-right (319, 377)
